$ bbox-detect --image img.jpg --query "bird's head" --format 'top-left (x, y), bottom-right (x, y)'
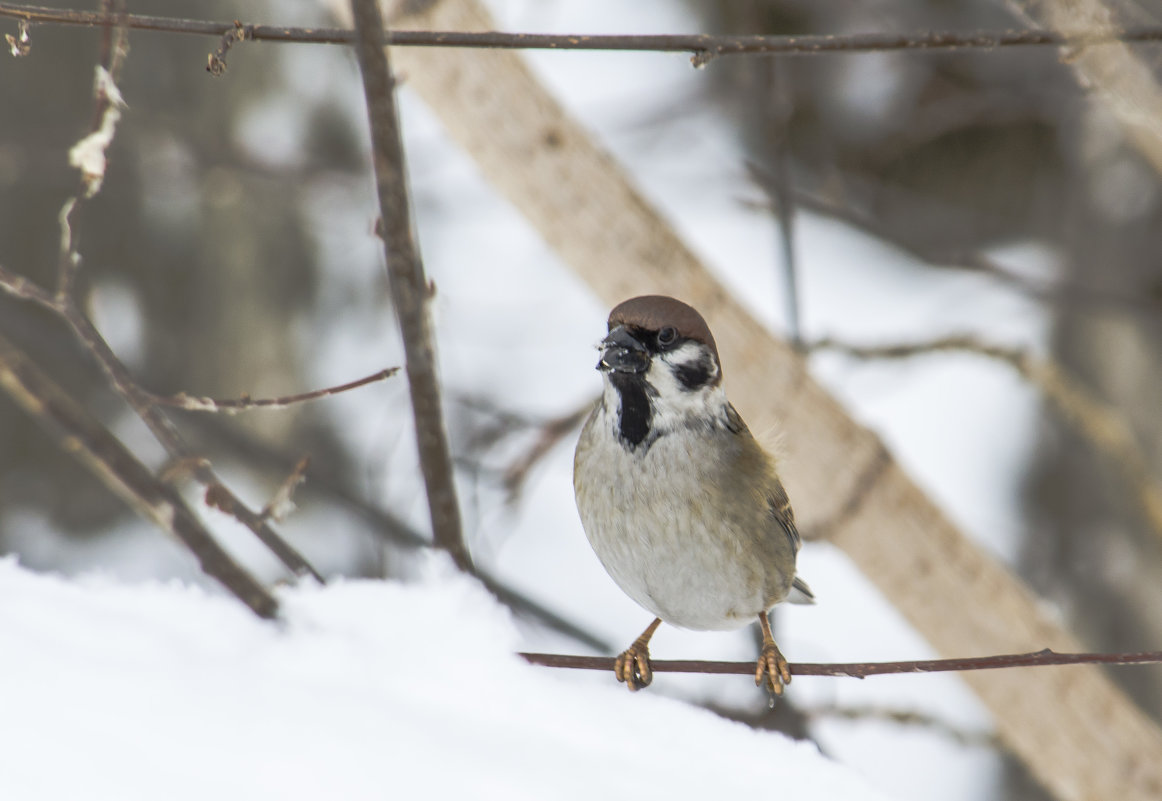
top-left (596, 295), bottom-right (725, 447)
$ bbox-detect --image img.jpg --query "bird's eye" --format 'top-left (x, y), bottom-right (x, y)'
top-left (657, 327), bottom-right (677, 347)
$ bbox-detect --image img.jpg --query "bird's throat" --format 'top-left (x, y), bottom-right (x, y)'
top-left (609, 372), bottom-right (652, 448)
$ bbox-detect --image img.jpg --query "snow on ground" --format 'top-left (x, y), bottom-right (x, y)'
top-left (0, 555), bottom-right (894, 801)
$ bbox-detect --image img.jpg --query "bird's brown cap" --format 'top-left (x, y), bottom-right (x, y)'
top-left (607, 295), bottom-right (720, 363)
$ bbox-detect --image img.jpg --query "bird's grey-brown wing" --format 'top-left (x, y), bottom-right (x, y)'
top-left (722, 402), bottom-right (802, 557)
top-left (766, 477), bottom-right (801, 555)
top-left (768, 482), bottom-right (816, 603)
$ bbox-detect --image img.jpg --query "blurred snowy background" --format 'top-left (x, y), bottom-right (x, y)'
top-left (2, 1), bottom-right (1162, 799)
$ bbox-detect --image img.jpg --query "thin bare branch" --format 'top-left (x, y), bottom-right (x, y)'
top-left (44, 283), bottom-right (324, 582)
top-left (0, 40), bottom-right (325, 586)
top-left (6, 3), bottom-right (1162, 58)
top-left (349, 0), bottom-right (471, 573)
top-left (150, 367), bottom-right (398, 413)
top-left (0, 332), bottom-right (277, 618)
top-left (520, 647), bottom-right (1162, 678)
top-left (810, 336), bottom-right (1162, 543)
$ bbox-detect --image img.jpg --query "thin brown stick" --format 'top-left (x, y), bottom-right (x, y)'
top-left (811, 336), bottom-right (1162, 543)
top-left (520, 647), bottom-right (1162, 677)
top-left (349, 0), bottom-right (471, 573)
top-left (5, 3), bottom-right (1162, 58)
top-left (0, 332), bottom-right (277, 619)
top-left (150, 367), bottom-right (398, 413)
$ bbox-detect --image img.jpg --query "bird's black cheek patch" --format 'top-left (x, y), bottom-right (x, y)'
top-left (675, 355), bottom-right (715, 390)
top-left (610, 372), bottom-right (652, 447)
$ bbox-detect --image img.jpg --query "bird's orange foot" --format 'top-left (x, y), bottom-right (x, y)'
top-left (755, 639), bottom-right (791, 696)
top-left (614, 641), bottom-right (653, 691)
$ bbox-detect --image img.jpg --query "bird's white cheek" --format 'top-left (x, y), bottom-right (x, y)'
top-left (645, 364), bottom-right (725, 432)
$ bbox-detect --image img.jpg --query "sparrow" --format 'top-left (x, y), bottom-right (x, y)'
top-left (573, 295), bottom-right (812, 695)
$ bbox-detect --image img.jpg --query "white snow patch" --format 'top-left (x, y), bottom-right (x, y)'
top-left (68, 67), bottom-right (125, 196)
top-left (0, 555), bottom-right (895, 801)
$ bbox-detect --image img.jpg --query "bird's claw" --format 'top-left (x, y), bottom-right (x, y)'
top-left (755, 640), bottom-right (791, 696)
top-left (614, 641), bottom-right (653, 691)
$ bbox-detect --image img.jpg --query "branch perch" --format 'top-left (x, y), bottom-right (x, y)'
top-left (521, 647), bottom-right (1162, 677)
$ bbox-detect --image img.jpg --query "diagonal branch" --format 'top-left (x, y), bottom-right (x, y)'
top-left (53, 265), bottom-right (325, 584)
top-left (348, 0), bottom-right (471, 573)
top-left (0, 332), bottom-right (277, 618)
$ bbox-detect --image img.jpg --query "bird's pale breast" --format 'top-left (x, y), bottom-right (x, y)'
top-left (574, 403), bottom-right (796, 631)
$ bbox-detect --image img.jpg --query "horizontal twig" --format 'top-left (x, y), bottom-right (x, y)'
top-left (4, 3), bottom-right (1162, 58)
top-left (150, 367), bottom-right (398, 413)
top-left (520, 647), bottom-right (1162, 678)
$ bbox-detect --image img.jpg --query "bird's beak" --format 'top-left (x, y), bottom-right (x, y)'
top-left (597, 326), bottom-right (649, 374)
